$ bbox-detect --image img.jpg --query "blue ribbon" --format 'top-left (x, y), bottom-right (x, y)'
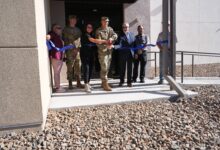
top-left (46, 41), bottom-right (52, 50)
top-left (156, 40), bottom-right (169, 45)
top-left (46, 40), bottom-right (75, 52)
top-left (85, 43), bottom-right (97, 47)
top-left (115, 40), bottom-right (168, 52)
top-left (46, 40), bottom-right (168, 52)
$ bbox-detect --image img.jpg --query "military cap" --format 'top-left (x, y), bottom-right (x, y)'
top-left (101, 16), bottom-right (110, 21)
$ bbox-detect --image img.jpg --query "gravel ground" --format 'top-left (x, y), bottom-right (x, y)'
top-left (0, 85), bottom-right (220, 149)
top-left (149, 63), bottom-right (220, 78)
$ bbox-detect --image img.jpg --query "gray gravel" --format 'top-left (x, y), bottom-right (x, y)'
top-left (0, 85), bottom-right (220, 149)
top-left (149, 63), bottom-right (220, 78)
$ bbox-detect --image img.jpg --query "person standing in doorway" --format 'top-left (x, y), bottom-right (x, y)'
top-left (81, 23), bottom-right (109, 93)
top-left (157, 23), bottom-right (177, 84)
top-left (116, 23), bottom-right (135, 87)
top-left (47, 24), bottom-right (64, 92)
top-left (63, 15), bottom-right (84, 89)
top-left (133, 25), bottom-right (148, 83)
top-left (96, 17), bottom-right (118, 91)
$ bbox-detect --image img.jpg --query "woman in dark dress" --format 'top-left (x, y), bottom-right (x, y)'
top-left (80, 24), bottom-right (108, 93)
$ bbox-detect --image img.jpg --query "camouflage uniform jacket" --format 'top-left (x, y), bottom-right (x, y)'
top-left (63, 26), bottom-right (82, 48)
top-left (95, 26), bottom-right (118, 51)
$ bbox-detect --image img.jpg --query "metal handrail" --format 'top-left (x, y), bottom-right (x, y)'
top-left (177, 51), bottom-right (220, 56)
top-left (147, 50), bottom-right (220, 83)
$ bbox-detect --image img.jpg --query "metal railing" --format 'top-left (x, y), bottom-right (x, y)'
top-left (147, 51), bottom-right (220, 83)
top-left (147, 51), bottom-right (159, 78)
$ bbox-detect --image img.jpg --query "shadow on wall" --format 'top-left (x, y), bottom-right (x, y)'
top-left (150, 5), bottom-right (162, 17)
top-left (216, 28), bottom-right (220, 32)
top-left (130, 18), bottom-right (139, 28)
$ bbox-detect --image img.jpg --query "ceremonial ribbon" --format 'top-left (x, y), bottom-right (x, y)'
top-left (46, 40), bottom-right (75, 52)
top-left (115, 40), bottom-right (168, 52)
top-left (85, 43), bottom-right (97, 47)
top-left (46, 40), bottom-right (168, 52)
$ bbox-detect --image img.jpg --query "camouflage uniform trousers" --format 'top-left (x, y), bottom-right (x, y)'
top-left (66, 48), bottom-right (81, 81)
top-left (98, 49), bottom-right (112, 82)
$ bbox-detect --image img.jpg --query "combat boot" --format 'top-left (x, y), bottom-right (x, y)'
top-left (101, 82), bottom-right (104, 88)
top-left (102, 81), bottom-right (112, 91)
top-left (101, 81), bottom-right (112, 88)
top-left (68, 80), bottom-right (73, 90)
top-left (108, 83), bottom-right (112, 88)
top-left (76, 76), bottom-right (84, 88)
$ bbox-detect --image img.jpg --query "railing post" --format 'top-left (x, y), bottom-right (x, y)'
top-left (181, 52), bottom-right (184, 83)
top-left (155, 52), bottom-right (157, 77)
top-left (162, 0), bottom-right (169, 77)
top-left (192, 54), bottom-right (194, 77)
top-left (170, 0), bottom-right (177, 80)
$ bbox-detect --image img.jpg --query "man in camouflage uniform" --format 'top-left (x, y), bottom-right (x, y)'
top-left (63, 15), bottom-right (84, 89)
top-left (96, 17), bottom-right (118, 91)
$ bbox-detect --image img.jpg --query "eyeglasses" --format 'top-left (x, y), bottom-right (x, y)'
top-left (123, 26), bottom-right (129, 28)
top-left (87, 26), bottom-right (93, 29)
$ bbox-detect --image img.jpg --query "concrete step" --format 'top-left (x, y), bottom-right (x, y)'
top-left (50, 79), bottom-right (197, 109)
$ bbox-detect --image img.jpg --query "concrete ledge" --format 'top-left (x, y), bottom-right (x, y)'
top-left (176, 77), bottom-right (220, 88)
top-left (0, 122), bottom-right (42, 132)
top-left (0, 123), bottom-right (42, 137)
top-left (50, 79), bottom-right (197, 109)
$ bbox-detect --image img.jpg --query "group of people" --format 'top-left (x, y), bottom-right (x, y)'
top-left (47, 15), bottom-right (169, 93)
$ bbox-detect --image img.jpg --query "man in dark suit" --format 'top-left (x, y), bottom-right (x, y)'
top-left (115, 23), bottom-right (135, 87)
top-left (133, 25), bottom-right (148, 83)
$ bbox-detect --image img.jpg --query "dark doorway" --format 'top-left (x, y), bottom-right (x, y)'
top-left (65, 1), bottom-right (124, 33)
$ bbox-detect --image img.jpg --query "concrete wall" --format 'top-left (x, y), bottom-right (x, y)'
top-left (34, 0), bottom-right (52, 128)
top-left (0, 0), bottom-right (51, 133)
top-left (150, 0), bottom-right (220, 65)
top-left (124, 0), bottom-right (150, 34)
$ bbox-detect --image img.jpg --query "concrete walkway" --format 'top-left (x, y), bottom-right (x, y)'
top-left (178, 77), bottom-right (220, 87)
top-left (49, 77), bottom-right (208, 109)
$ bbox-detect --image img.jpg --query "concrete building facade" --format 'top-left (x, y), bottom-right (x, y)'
top-left (0, 0), bottom-right (51, 133)
top-left (151, 0), bottom-right (220, 64)
top-left (0, 0), bottom-right (219, 133)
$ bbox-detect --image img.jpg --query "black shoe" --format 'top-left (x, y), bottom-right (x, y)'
top-left (69, 85), bottom-right (73, 90)
top-left (133, 79), bottom-right (137, 83)
top-left (127, 83), bottom-right (133, 87)
top-left (158, 80), bottom-right (164, 84)
top-left (140, 79), bottom-right (145, 83)
top-left (119, 83), bottom-right (124, 87)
